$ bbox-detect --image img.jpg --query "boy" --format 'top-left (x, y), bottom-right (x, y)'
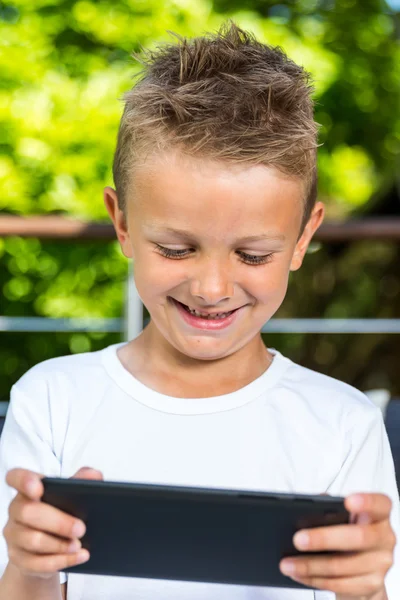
top-left (0, 21), bottom-right (398, 600)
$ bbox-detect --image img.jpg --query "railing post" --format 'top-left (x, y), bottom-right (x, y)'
top-left (124, 262), bottom-right (143, 341)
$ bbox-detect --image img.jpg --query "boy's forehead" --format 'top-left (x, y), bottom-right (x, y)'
top-left (130, 150), bottom-right (304, 203)
top-left (131, 148), bottom-right (303, 185)
top-left (127, 149), bottom-right (305, 234)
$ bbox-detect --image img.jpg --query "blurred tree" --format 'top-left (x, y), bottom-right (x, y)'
top-left (0, 0), bottom-right (399, 398)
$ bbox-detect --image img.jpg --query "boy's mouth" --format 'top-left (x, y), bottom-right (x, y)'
top-left (171, 298), bottom-right (237, 320)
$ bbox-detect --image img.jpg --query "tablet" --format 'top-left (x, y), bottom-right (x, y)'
top-left (42, 478), bottom-right (350, 590)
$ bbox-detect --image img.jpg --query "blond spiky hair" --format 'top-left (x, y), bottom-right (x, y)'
top-left (112, 21), bottom-right (319, 229)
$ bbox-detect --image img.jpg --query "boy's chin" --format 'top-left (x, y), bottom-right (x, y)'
top-left (173, 336), bottom-right (239, 361)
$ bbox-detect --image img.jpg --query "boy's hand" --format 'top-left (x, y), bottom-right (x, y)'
top-left (3, 466), bottom-right (103, 579)
top-left (279, 493), bottom-right (396, 599)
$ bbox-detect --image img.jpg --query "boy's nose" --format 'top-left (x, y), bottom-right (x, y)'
top-left (190, 264), bottom-right (235, 306)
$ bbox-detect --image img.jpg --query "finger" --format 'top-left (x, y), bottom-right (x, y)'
top-left (352, 512), bottom-right (371, 525)
top-left (293, 520), bottom-right (395, 552)
top-left (71, 467), bottom-right (103, 480)
top-left (281, 572), bottom-right (387, 596)
top-left (6, 469), bottom-right (44, 501)
top-left (5, 522), bottom-right (83, 556)
top-left (280, 549), bottom-right (393, 580)
top-left (345, 493), bottom-right (392, 523)
top-left (8, 546), bottom-right (90, 574)
top-left (9, 496), bottom-right (86, 541)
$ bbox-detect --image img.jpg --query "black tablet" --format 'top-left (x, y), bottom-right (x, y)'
top-left (42, 478), bottom-right (350, 590)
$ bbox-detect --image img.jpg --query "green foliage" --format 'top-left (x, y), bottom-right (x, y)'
top-left (0, 0), bottom-right (399, 398)
top-left (2, 0), bottom-right (399, 219)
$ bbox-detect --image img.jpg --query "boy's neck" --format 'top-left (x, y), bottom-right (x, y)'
top-left (117, 324), bottom-right (273, 399)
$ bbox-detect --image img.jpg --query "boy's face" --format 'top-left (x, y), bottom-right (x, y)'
top-left (104, 150), bottom-right (324, 361)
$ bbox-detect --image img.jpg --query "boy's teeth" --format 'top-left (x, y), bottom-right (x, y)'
top-left (185, 304), bottom-right (233, 319)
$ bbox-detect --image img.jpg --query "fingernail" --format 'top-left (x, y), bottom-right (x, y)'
top-left (68, 540), bottom-right (81, 553)
top-left (280, 560), bottom-right (296, 575)
top-left (76, 549), bottom-right (89, 564)
top-left (26, 478), bottom-right (38, 495)
top-left (72, 521), bottom-right (86, 538)
top-left (293, 531), bottom-right (309, 549)
top-left (350, 495), bottom-right (364, 510)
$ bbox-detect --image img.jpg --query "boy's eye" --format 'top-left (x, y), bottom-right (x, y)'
top-left (155, 245), bottom-right (193, 259)
top-left (237, 251), bottom-right (274, 265)
top-left (155, 245), bottom-right (273, 265)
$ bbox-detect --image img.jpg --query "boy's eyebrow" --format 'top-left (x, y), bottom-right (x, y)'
top-left (235, 233), bottom-right (286, 243)
top-left (145, 226), bottom-right (286, 242)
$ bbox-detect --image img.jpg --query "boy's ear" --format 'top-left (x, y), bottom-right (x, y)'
top-left (290, 202), bottom-right (325, 272)
top-left (103, 186), bottom-right (134, 259)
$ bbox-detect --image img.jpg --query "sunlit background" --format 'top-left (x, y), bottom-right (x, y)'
top-left (0, 0), bottom-right (399, 402)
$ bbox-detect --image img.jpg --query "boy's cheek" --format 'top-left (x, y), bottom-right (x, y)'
top-left (133, 258), bottom-right (165, 283)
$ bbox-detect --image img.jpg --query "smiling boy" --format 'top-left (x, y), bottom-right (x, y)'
top-left (0, 21), bottom-right (399, 600)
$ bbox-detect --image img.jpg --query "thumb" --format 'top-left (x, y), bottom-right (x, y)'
top-left (6, 468), bottom-right (45, 501)
top-left (71, 466), bottom-right (104, 481)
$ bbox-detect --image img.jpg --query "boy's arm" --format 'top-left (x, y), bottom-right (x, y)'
top-left (0, 384), bottom-right (69, 587)
top-left (0, 562), bottom-right (62, 600)
top-left (283, 402), bottom-right (399, 599)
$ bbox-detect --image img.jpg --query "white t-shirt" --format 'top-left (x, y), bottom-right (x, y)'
top-left (0, 341), bottom-right (399, 600)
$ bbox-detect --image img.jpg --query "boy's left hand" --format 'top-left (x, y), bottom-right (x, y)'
top-left (279, 493), bottom-right (396, 599)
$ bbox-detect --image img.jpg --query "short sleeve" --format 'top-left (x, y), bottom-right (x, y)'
top-left (315, 402), bottom-right (400, 600)
top-left (0, 384), bottom-right (67, 584)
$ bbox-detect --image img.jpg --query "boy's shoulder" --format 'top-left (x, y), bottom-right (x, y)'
top-left (276, 350), bottom-right (379, 421)
top-left (11, 345), bottom-right (108, 399)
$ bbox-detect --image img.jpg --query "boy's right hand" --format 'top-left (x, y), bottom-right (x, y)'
top-left (3, 466), bottom-right (103, 579)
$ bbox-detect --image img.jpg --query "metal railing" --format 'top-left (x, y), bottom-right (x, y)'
top-left (2, 214), bottom-right (400, 241)
top-left (1, 317), bottom-right (400, 335)
top-left (1, 215), bottom-right (400, 340)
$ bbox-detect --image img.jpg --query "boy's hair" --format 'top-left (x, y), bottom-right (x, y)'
top-left (113, 21), bottom-right (319, 232)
